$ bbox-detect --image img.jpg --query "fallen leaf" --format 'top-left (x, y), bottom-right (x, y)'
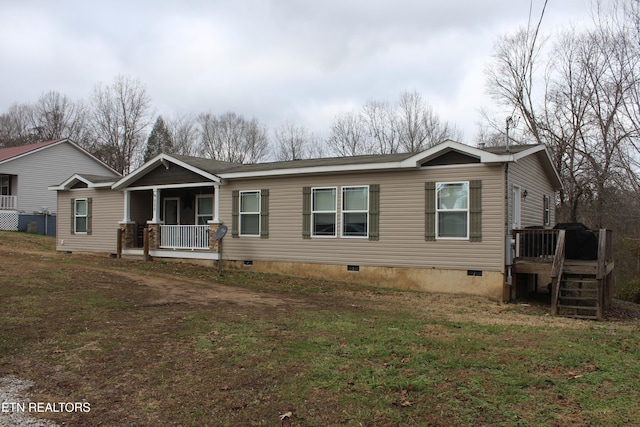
top-left (401, 401), bottom-right (412, 407)
top-left (279, 411), bottom-right (292, 421)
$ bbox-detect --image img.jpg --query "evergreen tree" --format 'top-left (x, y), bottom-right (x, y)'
top-left (144, 115), bottom-right (173, 162)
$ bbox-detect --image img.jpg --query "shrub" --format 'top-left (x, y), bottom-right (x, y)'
top-left (616, 278), bottom-right (640, 303)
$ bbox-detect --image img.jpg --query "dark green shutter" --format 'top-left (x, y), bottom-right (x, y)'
top-left (425, 182), bottom-right (436, 241)
top-left (469, 180), bottom-right (482, 242)
top-left (302, 187), bottom-right (311, 239)
top-left (260, 189), bottom-right (269, 239)
top-left (70, 198), bottom-right (75, 234)
top-left (86, 198), bottom-right (93, 235)
top-left (369, 184), bottom-right (380, 241)
top-left (231, 190), bottom-right (239, 238)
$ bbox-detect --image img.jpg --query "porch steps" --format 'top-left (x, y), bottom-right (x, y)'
top-left (556, 274), bottom-right (599, 320)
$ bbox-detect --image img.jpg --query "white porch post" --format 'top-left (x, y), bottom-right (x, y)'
top-left (123, 190), bottom-right (131, 223)
top-left (213, 183), bottom-right (220, 223)
top-left (152, 188), bottom-right (161, 223)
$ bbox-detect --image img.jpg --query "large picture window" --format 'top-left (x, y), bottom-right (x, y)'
top-left (342, 186), bottom-right (368, 238)
top-left (437, 182), bottom-right (468, 239)
top-left (196, 195), bottom-right (213, 225)
top-left (240, 191), bottom-right (260, 236)
top-left (74, 199), bottom-right (88, 234)
top-left (312, 187), bottom-right (337, 237)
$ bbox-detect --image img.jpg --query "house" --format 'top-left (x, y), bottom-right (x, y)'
top-left (53, 140), bottom-right (590, 303)
top-left (0, 139), bottom-right (119, 235)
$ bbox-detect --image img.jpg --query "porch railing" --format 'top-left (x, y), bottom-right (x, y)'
top-left (513, 228), bottom-right (559, 261)
top-left (160, 225), bottom-right (210, 250)
top-left (0, 195), bottom-right (17, 210)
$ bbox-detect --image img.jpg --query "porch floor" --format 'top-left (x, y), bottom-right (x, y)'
top-left (122, 248), bottom-right (219, 260)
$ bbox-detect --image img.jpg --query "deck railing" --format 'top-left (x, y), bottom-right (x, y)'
top-left (160, 225), bottom-right (210, 250)
top-left (0, 195), bottom-right (17, 210)
top-left (513, 228), bottom-right (559, 261)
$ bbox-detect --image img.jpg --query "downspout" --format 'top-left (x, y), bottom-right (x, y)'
top-left (505, 117), bottom-right (514, 287)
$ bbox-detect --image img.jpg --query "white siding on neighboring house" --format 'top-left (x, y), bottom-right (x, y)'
top-left (1, 142), bottom-right (116, 214)
top-left (57, 188), bottom-right (124, 253)
top-left (220, 164), bottom-right (506, 273)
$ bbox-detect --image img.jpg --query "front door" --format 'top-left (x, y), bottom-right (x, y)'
top-left (163, 197), bottom-right (180, 225)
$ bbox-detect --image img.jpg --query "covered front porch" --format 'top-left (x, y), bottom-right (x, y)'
top-left (118, 184), bottom-right (223, 257)
top-left (112, 154), bottom-right (227, 259)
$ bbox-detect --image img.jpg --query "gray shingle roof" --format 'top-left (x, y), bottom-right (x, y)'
top-left (172, 152), bottom-right (416, 174)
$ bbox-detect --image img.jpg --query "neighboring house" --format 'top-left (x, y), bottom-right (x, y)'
top-left (0, 139), bottom-right (119, 235)
top-left (52, 140), bottom-right (573, 302)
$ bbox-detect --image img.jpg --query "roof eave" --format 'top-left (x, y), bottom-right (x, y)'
top-left (112, 154), bottom-right (222, 190)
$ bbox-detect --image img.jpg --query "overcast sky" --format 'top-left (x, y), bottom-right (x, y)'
top-left (0, 0), bottom-right (595, 144)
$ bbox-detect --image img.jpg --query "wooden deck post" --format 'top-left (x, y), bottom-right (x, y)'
top-left (143, 227), bottom-right (150, 262)
top-left (116, 228), bottom-right (123, 259)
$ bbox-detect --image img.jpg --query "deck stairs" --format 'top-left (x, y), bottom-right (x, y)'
top-left (556, 273), bottom-right (599, 320)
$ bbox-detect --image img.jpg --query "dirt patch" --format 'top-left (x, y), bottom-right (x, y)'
top-left (81, 266), bottom-right (309, 308)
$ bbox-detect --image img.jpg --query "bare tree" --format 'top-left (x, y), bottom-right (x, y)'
top-left (326, 111), bottom-right (370, 156)
top-left (198, 112), bottom-right (269, 163)
top-left (273, 121), bottom-right (309, 160)
top-left (361, 100), bottom-right (399, 154)
top-left (166, 113), bottom-right (200, 157)
top-left (328, 91), bottom-right (461, 157)
top-left (0, 103), bottom-right (37, 147)
top-left (485, 0), bottom-right (640, 228)
top-left (30, 91), bottom-right (91, 146)
top-left (89, 75), bottom-right (153, 174)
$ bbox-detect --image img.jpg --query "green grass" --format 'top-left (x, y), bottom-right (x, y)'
top-left (0, 232), bottom-right (639, 426)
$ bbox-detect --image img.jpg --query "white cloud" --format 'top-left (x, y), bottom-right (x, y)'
top-left (0, 0), bottom-right (595, 144)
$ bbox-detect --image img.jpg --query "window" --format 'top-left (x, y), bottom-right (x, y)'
top-left (436, 182), bottom-right (469, 239)
top-left (312, 187), bottom-right (337, 237)
top-left (342, 186), bottom-right (368, 237)
top-left (196, 195), bottom-right (213, 225)
top-left (543, 195), bottom-right (551, 226)
top-left (74, 199), bottom-right (88, 234)
top-left (239, 191), bottom-right (260, 236)
top-left (0, 175), bottom-right (9, 196)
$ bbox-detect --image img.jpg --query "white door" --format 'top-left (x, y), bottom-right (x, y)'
top-left (512, 185), bottom-right (521, 230)
top-left (163, 198), bottom-right (180, 225)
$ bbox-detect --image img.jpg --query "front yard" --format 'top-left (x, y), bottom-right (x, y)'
top-left (1, 231), bottom-right (639, 426)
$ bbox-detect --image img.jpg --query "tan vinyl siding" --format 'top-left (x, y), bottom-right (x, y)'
top-left (220, 164), bottom-right (505, 272)
top-left (510, 154), bottom-right (556, 227)
top-left (57, 188), bottom-right (123, 253)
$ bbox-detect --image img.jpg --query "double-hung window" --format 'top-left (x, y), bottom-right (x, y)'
top-left (436, 182), bottom-right (468, 239)
top-left (342, 186), bottom-right (368, 238)
top-left (239, 191), bottom-right (260, 236)
top-left (312, 187), bottom-right (337, 237)
top-left (74, 199), bottom-right (88, 234)
top-left (196, 195), bottom-right (213, 225)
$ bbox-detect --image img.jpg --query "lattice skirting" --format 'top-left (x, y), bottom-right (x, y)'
top-left (0, 211), bottom-right (19, 231)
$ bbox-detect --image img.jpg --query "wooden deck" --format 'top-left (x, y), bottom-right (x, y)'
top-left (510, 228), bottom-right (614, 320)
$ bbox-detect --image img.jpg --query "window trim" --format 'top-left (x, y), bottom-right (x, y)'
top-left (239, 190), bottom-right (261, 237)
top-left (543, 195), bottom-right (551, 226)
top-left (196, 194), bottom-right (214, 225)
top-left (74, 198), bottom-right (88, 235)
top-left (311, 186), bottom-right (337, 238)
top-left (436, 181), bottom-right (469, 240)
top-left (341, 185), bottom-right (369, 239)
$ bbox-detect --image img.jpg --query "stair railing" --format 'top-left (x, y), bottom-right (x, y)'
top-left (550, 229), bottom-right (566, 315)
